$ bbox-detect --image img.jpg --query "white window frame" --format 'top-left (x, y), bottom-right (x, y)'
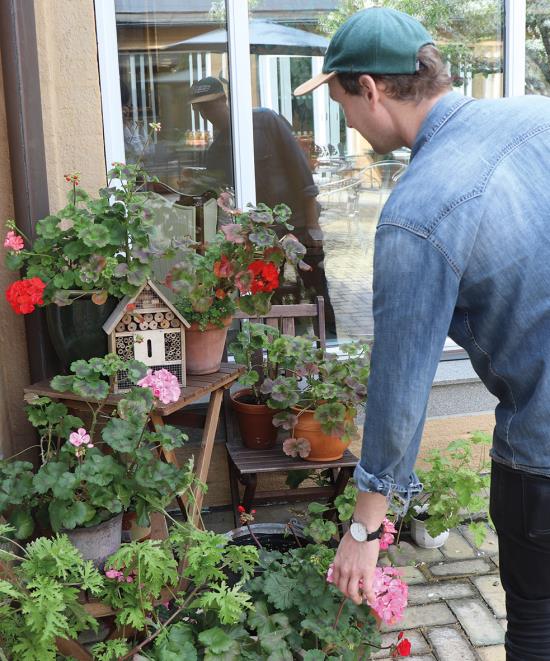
top-left (94, 0), bottom-right (256, 208)
top-left (504, 0), bottom-right (526, 96)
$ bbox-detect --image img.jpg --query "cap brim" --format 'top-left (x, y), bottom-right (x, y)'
top-left (191, 92), bottom-right (226, 104)
top-left (294, 71), bottom-right (337, 96)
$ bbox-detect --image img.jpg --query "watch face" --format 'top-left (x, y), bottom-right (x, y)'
top-left (350, 521), bottom-right (367, 543)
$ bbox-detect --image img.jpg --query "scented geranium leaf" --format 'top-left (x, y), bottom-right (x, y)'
top-left (263, 573), bottom-right (298, 610)
top-left (63, 239), bottom-right (88, 260)
top-left (198, 627), bottom-right (236, 654)
top-left (102, 418), bottom-right (139, 453)
top-left (79, 452), bottom-right (126, 486)
top-left (304, 519), bottom-right (337, 544)
top-left (153, 425), bottom-right (188, 451)
top-left (56, 414), bottom-right (85, 438)
top-left (33, 461), bottom-right (71, 494)
top-left (78, 223), bottom-right (111, 248)
top-left (91, 640), bottom-right (131, 661)
top-left (7, 509), bottom-right (34, 540)
top-left (48, 499), bottom-right (95, 531)
top-left (72, 377), bottom-right (110, 400)
top-left (126, 359), bottom-right (149, 382)
top-left (193, 582), bottom-right (253, 625)
top-left (50, 374), bottom-right (75, 392)
top-left (117, 386), bottom-right (152, 423)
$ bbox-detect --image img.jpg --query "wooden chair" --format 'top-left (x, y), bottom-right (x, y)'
top-left (224, 296), bottom-right (358, 526)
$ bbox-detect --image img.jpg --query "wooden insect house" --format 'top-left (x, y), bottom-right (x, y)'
top-left (102, 280), bottom-right (190, 392)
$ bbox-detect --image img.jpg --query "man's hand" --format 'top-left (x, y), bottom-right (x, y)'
top-left (331, 532), bottom-right (380, 605)
top-left (331, 491), bottom-right (388, 605)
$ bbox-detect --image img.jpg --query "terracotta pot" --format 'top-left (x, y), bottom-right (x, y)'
top-left (185, 316), bottom-right (232, 375)
top-left (231, 388), bottom-right (277, 449)
top-left (293, 408), bottom-right (351, 462)
top-left (121, 510), bottom-right (152, 543)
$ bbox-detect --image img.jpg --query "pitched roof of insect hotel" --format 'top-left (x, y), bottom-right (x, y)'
top-left (102, 280), bottom-right (190, 335)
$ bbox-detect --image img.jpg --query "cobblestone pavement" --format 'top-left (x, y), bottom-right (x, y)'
top-left (204, 506), bottom-right (505, 661)
top-left (376, 523), bottom-right (505, 661)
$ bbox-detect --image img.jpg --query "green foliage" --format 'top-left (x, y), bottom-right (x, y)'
top-left (264, 338), bottom-right (370, 441)
top-left (171, 200), bottom-right (308, 321)
top-left (91, 639), bottom-right (131, 661)
top-left (101, 540), bottom-right (179, 630)
top-left (0, 355), bottom-right (194, 536)
top-left (0, 534), bottom-right (103, 660)
top-left (414, 431), bottom-right (492, 542)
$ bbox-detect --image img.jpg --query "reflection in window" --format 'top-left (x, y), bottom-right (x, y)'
top-left (526, 0), bottom-right (550, 95)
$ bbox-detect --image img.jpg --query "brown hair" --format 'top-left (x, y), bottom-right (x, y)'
top-left (337, 45), bottom-right (451, 102)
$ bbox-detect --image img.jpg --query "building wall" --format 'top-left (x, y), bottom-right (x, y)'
top-left (34, 0), bottom-right (106, 212)
top-left (0, 51), bottom-right (33, 458)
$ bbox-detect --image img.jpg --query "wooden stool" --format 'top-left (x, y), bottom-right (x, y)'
top-left (226, 439), bottom-right (357, 527)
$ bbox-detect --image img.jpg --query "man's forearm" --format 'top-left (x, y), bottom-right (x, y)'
top-left (354, 491), bottom-right (388, 531)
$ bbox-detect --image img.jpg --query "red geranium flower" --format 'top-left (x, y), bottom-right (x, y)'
top-left (5, 277), bottom-right (46, 314)
top-left (392, 633), bottom-right (412, 657)
top-left (247, 260), bottom-right (279, 294)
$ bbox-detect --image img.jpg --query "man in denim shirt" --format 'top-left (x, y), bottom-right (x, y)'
top-left (296, 8), bottom-right (550, 657)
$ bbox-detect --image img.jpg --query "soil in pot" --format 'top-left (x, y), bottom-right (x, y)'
top-left (231, 389), bottom-right (278, 450)
top-left (185, 317), bottom-right (232, 375)
top-left (293, 409), bottom-right (351, 461)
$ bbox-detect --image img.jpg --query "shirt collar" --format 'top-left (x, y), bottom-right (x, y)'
top-left (411, 92), bottom-right (475, 160)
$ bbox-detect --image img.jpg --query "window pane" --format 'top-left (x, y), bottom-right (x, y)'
top-left (244, 1), bottom-right (503, 344)
top-left (526, 0), bottom-right (550, 95)
top-left (115, 0), bottom-right (234, 195)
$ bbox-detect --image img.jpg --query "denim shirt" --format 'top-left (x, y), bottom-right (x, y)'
top-left (354, 91), bottom-right (550, 507)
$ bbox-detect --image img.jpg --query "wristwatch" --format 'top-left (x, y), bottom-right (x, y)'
top-left (349, 519), bottom-right (384, 543)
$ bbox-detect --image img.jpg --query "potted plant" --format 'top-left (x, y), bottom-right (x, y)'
top-left (228, 322), bottom-right (286, 449)
top-left (408, 431), bottom-right (492, 549)
top-left (2, 124), bottom-right (180, 367)
top-left (0, 354), bottom-right (197, 565)
top-left (262, 337), bottom-right (370, 461)
top-left (170, 196), bottom-right (308, 374)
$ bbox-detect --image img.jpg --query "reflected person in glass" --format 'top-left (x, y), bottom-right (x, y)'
top-left (296, 7), bottom-right (550, 659)
top-left (189, 76), bottom-right (336, 335)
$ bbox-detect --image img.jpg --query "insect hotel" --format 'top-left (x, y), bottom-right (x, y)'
top-left (102, 280), bottom-right (190, 392)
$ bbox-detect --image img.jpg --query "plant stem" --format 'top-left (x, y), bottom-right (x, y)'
top-left (333, 597), bottom-right (346, 628)
top-left (246, 522), bottom-right (263, 549)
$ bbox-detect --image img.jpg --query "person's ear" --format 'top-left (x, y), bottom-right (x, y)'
top-left (357, 74), bottom-right (380, 104)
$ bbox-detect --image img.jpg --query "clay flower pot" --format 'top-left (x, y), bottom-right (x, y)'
top-left (231, 388), bottom-right (278, 449)
top-left (293, 408), bottom-right (351, 462)
top-left (185, 316), bottom-right (232, 375)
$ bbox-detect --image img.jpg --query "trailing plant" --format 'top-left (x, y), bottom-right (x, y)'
top-left (411, 431), bottom-right (492, 545)
top-left (2, 124), bottom-right (181, 312)
top-left (171, 196), bottom-right (308, 320)
top-left (0, 524), bottom-right (103, 660)
top-left (0, 354), bottom-right (196, 537)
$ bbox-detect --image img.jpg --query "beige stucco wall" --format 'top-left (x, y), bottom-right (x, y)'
top-left (34, 0), bottom-right (107, 212)
top-left (0, 52), bottom-right (33, 458)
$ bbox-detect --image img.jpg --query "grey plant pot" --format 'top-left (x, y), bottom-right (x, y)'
top-left (64, 512), bottom-right (123, 567)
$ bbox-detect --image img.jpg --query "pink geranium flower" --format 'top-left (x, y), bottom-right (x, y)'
top-left (69, 428), bottom-right (92, 448)
top-left (137, 368), bottom-right (180, 404)
top-left (4, 231), bottom-right (24, 252)
top-left (326, 564), bottom-right (408, 625)
top-left (379, 517), bottom-right (398, 550)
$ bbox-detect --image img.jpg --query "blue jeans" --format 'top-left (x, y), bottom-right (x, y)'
top-left (490, 460), bottom-right (550, 660)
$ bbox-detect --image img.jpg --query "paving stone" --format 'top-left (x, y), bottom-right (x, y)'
top-left (477, 645), bottom-right (506, 661)
top-left (408, 581), bottom-right (475, 605)
top-left (440, 530), bottom-right (477, 559)
top-left (447, 598), bottom-right (505, 645)
top-left (427, 626), bottom-right (477, 660)
top-left (383, 603), bottom-right (456, 632)
top-left (390, 540), bottom-right (444, 565)
top-left (400, 565), bottom-right (428, 585)
top-left (498, 618), bottom-right (507, 632)
top-left (459, 523), bottom-right (499, 556)
top-left (428, 558), bottom-right (493, 578)
top-left (473, 575), bottom-right (506, 618)
top-left (372, 629), bottom-right (430, 659)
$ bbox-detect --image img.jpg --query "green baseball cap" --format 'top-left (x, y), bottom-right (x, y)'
top-left (294, 8), bottom-right (433, 96)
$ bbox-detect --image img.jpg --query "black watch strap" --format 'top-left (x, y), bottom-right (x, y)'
top-left (365, 523), bottom-right (384, 541)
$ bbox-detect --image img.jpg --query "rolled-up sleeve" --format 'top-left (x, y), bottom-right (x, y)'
top-left (354, 223), bottom-right (460, 509)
